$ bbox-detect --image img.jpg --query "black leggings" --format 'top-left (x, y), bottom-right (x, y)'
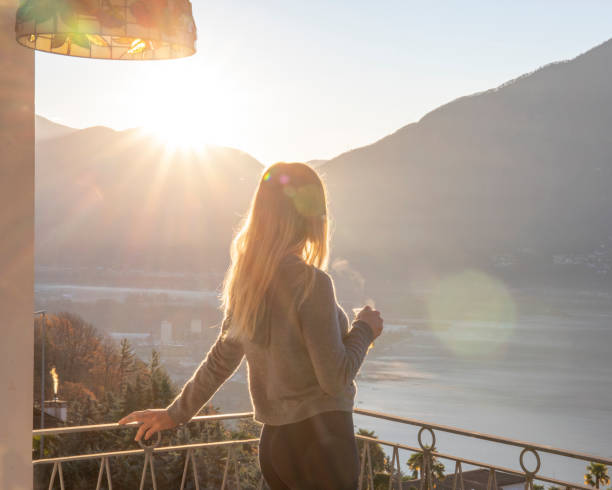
top-left (258, 410), bottom-right (360, 490)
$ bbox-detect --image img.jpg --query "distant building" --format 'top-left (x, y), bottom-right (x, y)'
top-left (190, 319), bottom-right (202, 335)
top-left (44, 399), bottom-right (67, 423)
top-left (161, 320), bottom-right (173, 344)
top-left (33, 406), bottom-right (64, 429)
top-left (400, 469), bottom-right (526, 490)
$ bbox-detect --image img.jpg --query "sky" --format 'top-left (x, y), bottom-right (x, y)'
top-left (35, 1), bottom-right (612, 164)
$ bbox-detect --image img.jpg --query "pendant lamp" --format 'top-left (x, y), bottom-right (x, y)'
top-left (15, 0), bottom-right (196, 60)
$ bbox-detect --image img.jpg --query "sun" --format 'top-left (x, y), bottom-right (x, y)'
top-left (143, 117), bottom-right (210, 154)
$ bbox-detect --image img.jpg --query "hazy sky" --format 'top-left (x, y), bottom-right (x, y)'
top-left (35, 1), bottom-right (612, 164)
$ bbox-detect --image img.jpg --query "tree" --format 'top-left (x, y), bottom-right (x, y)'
top-left (356, 428), bottom-right (388, 472)
top-left (32, 313), bottom-right (262, 489)
top-left (117, 338), bottom-right (135, 396)
top-left (585, 463), bottom-right (610, 489)
top-left (90, 336), bottom-right (120, 394)
top-left (407, 446), bottom-right (445, 488)
top-left (34, 312), bottom-right (105, 403)
top-left (146, 349), bottom-right (176, 407)
top-left (47, 313), bottom-right (103, 392)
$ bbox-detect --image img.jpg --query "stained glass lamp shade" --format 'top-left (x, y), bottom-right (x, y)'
top-left (15, 0), bottom-right (196, 60)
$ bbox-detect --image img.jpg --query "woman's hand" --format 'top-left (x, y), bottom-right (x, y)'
top-left (118, 408), bottom-right (178, 442)
top-left (355, 305), bottom-right (384, 339)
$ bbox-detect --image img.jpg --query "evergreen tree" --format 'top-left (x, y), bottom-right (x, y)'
top-left (146, 349), bottom-right (176, 407)
top-left (356, 428), bottom-right (388, 472)
top-left (32, 314), bottom-right (265, 489)
top-left (117, 338), bottom-right (135, 396)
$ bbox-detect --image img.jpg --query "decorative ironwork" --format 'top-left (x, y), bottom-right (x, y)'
top-left (179, 448), bottom-right (199, 490)
top-left (358, 440), bottom-right (375, 490)
top-left (47, 460), bottom-right (65, 490)
top-left (32, 409), bottom-right (611, 490)
top-left (95, 456), bottom-right (112, 490)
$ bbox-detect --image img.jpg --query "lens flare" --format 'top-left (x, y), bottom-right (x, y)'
top-left (426, 270), bottom-right (516, 359)
top-left (291, 183), bottom-right (324, 217)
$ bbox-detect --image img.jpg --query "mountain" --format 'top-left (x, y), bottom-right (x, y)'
top-left (306, 159), bottom-right (328, 168)
top-left (35, 115), bottom-right (78, 141)
top-left (36, 39), bottom-right (612, 291)
top-left (318, 38), bottom-right (612, 289)
top-left (36, 126), bottom-right (264, 285)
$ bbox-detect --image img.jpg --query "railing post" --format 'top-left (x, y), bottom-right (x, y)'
top-left (452, 461), bottom-right (465, 490)
top-left (48, 461), bottom-right (65, 490)
top-left (418, 427), bottom-right (436, 490)
top-left (138, 433), bottom-right (161, 490)
top-left (419, 449), bottom-right (430, 490)
top-left (96, 456), bottom-right (113, 490)
top-left (234, 444), bottom-right (241, 490)
top-left (389, 445), bottom-right (401, 490)
top-left (180, 448), bottom-right (200, 490)
top-left (139, 448), bottom-right (158, 490)
top-left (366, 441), bottom-right (374, 490)
top-left (519, 448), bottom-right (541, 490)
top-left (359, 441), bottom-right (367, 490)
top-left (358, 441), bottom-right (376, 490)
top-left (221, 445), bottom-right (241, 490)
top-left (180, 450), bottom-right (190, 490)
top-left (487, 468), bottom-right (498, 490)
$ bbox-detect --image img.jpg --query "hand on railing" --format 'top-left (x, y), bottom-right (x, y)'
top-left (118, 408), bottom-right (177, 442)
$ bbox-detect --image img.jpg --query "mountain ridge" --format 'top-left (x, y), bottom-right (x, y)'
top-left (318, 37), bottom-right (612, 290)
top-left (322, 37), bottom-right (612, 171)
top-left (36, 38), bottom-right (612, 292)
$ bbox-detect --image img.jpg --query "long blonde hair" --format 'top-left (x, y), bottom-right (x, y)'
top-left (220, 162), bottom-right (330, 344)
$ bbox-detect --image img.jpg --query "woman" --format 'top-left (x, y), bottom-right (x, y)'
top-left (118, 162), bottom-right (384, 489)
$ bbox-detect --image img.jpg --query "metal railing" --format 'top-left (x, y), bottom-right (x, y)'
top-left (353, 408), bottom-right (612, 490)
top-left (33, 408), bottom-right (611, 490)
top-left (33, 412), bottom-right (259, 490)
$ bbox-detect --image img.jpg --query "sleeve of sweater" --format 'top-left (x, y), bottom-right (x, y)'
top-left (298, 268), bottom-right (375, 395)
top-left (165, 316), bottom-right (245, 425)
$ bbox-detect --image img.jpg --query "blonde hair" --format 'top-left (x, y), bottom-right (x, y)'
top-left (220, 162), bottom-right (330, 344)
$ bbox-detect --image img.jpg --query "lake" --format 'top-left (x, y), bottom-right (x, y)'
top-left (353, 302), bottom-right (612, 486)
top-left (35, 282), bottom-right (612, 485)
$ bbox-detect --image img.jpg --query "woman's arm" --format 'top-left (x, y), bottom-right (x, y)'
top-left (165, 316), bottom-right (245, 425)
top-left (118, 316), bottom-right (244, 441)
top-left (298, 269), bottom-right (375, 395)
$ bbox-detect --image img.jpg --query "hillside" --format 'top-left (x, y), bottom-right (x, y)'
top-left (35, 115), bottom-right (78, 141)
top-left (36, 124), bottom-right (264, 285)
top-left (319, 38), bottom-right (612, 289)
top-left (36, 39), bottom-right (612, 291)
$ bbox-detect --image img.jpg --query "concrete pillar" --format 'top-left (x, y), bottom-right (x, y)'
top-left (0, 1), bottom-right (35, 488)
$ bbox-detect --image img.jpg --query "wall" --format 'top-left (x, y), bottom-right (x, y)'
top-left (0, 1), bottom-right (35, 488)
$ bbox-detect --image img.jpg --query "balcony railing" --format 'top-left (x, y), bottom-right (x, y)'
top-left (32, 408), bottom-right (612, 490)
